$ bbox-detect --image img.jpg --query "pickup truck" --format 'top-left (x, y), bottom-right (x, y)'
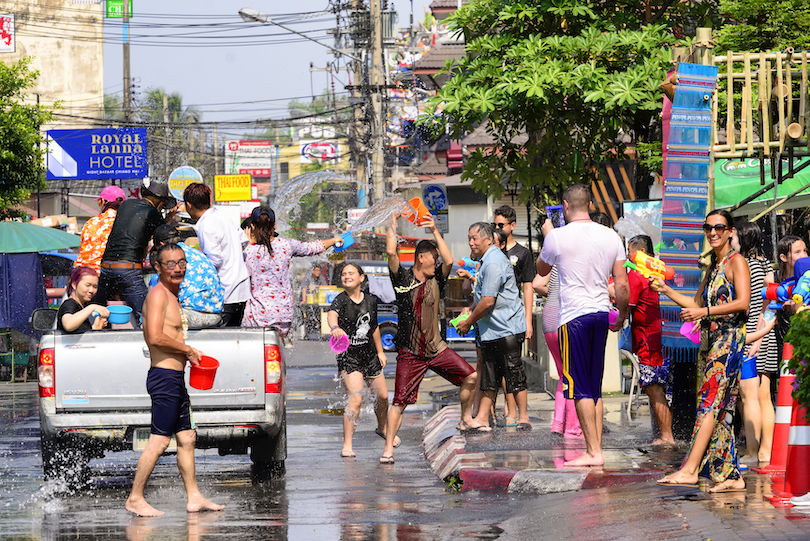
top-left (30, 309), bottom-right (286, 482)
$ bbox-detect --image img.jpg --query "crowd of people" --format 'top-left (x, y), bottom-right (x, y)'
top-left (58, 178), bottom-right (810, 510)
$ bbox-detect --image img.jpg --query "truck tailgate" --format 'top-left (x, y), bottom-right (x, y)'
top-left (54, 328), bottom-right (267, 411)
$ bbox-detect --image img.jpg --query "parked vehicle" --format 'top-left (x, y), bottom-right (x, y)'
top-left (30, 309), bottom-right (286, 482)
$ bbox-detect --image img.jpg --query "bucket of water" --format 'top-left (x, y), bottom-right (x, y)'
top-left (329, 334), bottom-right (350, 354)
top-left (107, 305), bottom-right (133, 325)
top-left (608, 307), bottom-right (619, 327)
top-left (679, 321), bottom-right (700, 344)
top-left (407, 198), bottom-right (432, 226)
top-left (189, 356), bottom-right (219, 390)
top-left (334, 231), bottom-right (354, 252)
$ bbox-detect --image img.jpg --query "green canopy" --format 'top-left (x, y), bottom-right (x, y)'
top-left (715, 157), bottom-right (810, 211)
top-left (0, 221), bottom-right (80, 254)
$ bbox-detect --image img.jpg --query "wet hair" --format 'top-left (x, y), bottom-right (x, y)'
top-left (736, 221), bottom-right (762, 258)
top-left (589, 211), bottom-right (611, 227)
top-left (252, 206), bottom-right (276, 256)
top-left (493, 228), bottom-right (508, 247)
top-left (493, 205), bottom-right (516, 223)
top-left (562, 183), bottom-right (591, 212)
top-left (66, 266), bottom-right (98, 297)
top-left (628, 235), bottom-right (654, 257)
top-left (777, 235), bottom-right (802, 279)
top-left (341, 262), bottom-right (365, 276)
top-left (470, 221), bottom-right (494, 239)
top-left (183, 183), bottom-right (211, 210)
top-left (154, 243), bottom-right (183, 268)
top-left (415, 239), bottom-right (439, 259)
top-left (101, 197), bottom-right (124, 213)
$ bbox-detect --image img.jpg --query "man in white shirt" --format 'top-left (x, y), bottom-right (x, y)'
top-left (536, 183), bottom-right (629, 467)
top-left (183, 183), bottom-right (251, 326)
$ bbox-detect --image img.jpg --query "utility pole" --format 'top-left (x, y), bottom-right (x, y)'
top-left (214, 124), bottom-right (219, 175)
top-left (369, 0), bottom-right (385, 205)
top-left (163, 93), bottom-right (170, 176)
top-left (123, 0), bottom-right (131, 122)
top-left (351, 0), bottom-right (367, 207)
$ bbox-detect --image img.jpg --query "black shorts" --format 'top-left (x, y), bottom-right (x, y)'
top-left (146, 366), bottom-right (195, 436)
top-left (338, 349), bottom-right (383, 379)
top-left (479, 333), bottom-right (527, 394)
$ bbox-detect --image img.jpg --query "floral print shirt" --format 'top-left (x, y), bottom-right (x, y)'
top-left (74, 209), bottom-right (117, 272)
top-left (242, 238), bottom-right (325, 328)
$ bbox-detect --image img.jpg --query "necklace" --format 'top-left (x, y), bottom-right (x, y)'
top-left (569, 218), bottom-right (591, 222)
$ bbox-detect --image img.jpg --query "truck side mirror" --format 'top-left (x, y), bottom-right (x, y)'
top-left (31, 309), bottom-right (58, 332)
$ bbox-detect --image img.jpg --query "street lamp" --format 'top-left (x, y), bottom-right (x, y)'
top-left (238, 8), bottom-right (360, 61)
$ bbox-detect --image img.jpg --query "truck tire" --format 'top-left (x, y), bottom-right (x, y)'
top-left (41, 434), bottom-right (90, 485)
top-left (250, 411), bottom-right (286, 480)
top-left (379, 323), bottom-right (397, 352)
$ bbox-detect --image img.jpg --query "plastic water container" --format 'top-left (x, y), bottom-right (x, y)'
top-left (329, 334), bottom-right (349, 354)
top-left (189, 356), bottom-right (219, 390)
top-left (107, 305), bottom-right (133, 325)
top-left (326, 292), bottom-right (340, 303)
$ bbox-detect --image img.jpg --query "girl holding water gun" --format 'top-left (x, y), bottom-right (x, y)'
top-left (774, 236), bottom-right (808, 360)
top-left (327, 263), bottom-right (397, 458)
top-left (653, 209), bottom-right (750, 493)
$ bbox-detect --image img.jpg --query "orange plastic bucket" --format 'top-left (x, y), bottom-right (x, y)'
top-left (189, 356), bottom-right (219, 390)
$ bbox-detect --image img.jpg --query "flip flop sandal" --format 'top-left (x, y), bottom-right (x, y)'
top-left (502, 417), bottom-right (519, 428)
top-left (379, 455), bottom-right (395, 464)
top-left (375, 428), bottom-right (401, 448)
top-left (516, 422), bottom-right (532, 432)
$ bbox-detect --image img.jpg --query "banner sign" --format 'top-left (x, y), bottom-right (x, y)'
top-left (0, 14), bottom-right (15, 53)
top-left (106, 0), bottom-right (133, 18)
top-left (225, 140), bottom-right (273, 177)
top-left (46, 128), bottom-right (148, 180)
top-left (659, 62), bottom-right (718, 361)
top-left (300, 141), bottom-right (339, 164)
top-left (168, 166), bottom-right (203, 200)
top-left (214, 174), bottom-right (252, 202)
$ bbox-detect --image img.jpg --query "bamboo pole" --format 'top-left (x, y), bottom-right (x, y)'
top-left (760, 53), bottom-right (771, 157)
top-left (727, 55), bottom-right (735, 153)
top-left (777, 53), bottom-right (786, 153)
top-left (745, 53), bottom-right (754, 155)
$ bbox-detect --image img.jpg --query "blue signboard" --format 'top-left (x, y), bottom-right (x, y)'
top-left (46, 128), bottom-right (148, 180)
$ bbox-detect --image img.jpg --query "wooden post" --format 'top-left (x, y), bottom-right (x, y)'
top-left (745, 53), bottom-right (754, 155)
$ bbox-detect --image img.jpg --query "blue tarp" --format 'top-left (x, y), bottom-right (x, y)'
top-left (0, 253), bottom-right (47, 337)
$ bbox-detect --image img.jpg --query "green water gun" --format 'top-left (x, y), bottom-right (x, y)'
top-left (450, 312), bottom-right (470, 329)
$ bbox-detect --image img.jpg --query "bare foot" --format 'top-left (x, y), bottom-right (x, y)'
top-left (656, 469), bottom-right (698, 486)
top-left (708, 478), bottom-right (745, 493)
top-left (564, 451), bottom-right (604, 467)
top-left (187, 494), bottom-right (225, 513)
top-left (341, 449), bottom-right (356, 458)
top-left (651, 438), bottom-right (676, 446)
top-left (126, 497), bottom-right (165, 517)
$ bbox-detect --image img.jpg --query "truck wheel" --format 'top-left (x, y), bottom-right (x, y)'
top-left (251, 459), bottom-right (285, 481)
top-left (379, 323), bottom-right (397, 352)
top-left (41, 435), bottom-right (90, 485)
top-left (250, 411), bottom-right (286, 480)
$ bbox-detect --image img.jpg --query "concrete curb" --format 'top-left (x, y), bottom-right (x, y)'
top-left (421, 405), bottom-right (662, 494)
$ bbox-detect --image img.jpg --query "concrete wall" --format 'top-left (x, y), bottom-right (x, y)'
top-left (4, 1), bottom-right (105, 129)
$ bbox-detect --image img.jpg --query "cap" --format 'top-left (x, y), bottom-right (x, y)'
top-left (96, 185), bottom-right (126, 202)
top-left (250, 206), bottom-right (279, 236)
top-left (141, 178), bottom-right (171, 199)
top-left (153, 224), bottom-right (181, 245)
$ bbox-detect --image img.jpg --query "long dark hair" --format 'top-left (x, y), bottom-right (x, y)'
top-left (251, 206), bottom-right (276, 256)
top-left (101, 197), bottom-right (124, 213)
top-left (736, 221), bottom-right (762, 258)
top-left (777, 235), bottom-right (802, 280)
top-left (700, 209), bottom-right (736, 301)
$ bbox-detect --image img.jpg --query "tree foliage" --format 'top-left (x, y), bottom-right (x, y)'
top-left (420, 0), bottom-right (694, 201)
top-left (717, 0), bottom-right (810, 52)
top-left (0, 57), bottom-right (55, 220)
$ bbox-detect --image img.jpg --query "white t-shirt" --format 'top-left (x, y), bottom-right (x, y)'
top-left (539, 222), bottom-right (626, 327)
top-left (194, 207), bottom-right (251, 304)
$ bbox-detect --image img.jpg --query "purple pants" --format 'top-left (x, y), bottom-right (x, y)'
top-left (546, 331), bottom-right (582, 438)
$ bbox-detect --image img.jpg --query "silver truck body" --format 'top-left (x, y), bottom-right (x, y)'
top-left (35, 319), bottom-right (286, 480)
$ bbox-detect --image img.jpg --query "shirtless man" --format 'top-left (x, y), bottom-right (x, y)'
top-left (125, 243), bottom-right (224, 517)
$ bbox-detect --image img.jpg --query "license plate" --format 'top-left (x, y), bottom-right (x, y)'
top-left (133, 428), bottom-right (177, 452)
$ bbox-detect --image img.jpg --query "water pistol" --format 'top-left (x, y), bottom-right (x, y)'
top-left (623, 251), bottom-right (675, 281)
top-left (450, 312), bottom-right (470, 329)
top-left (762, 270), bottom-right (810, 310)
top-left (457, 257), bottom-right (480, 277)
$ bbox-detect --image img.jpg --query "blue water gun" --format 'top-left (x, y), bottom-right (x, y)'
top-left (761, 271), bottom-right (810, 310)
top-left (457, 257), bottom-right (479, 277)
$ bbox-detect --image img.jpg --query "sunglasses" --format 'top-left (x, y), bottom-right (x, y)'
top-left (491, 222), bottom-right (512, 229)
top-left (702, 223), bottom-right (729, 234)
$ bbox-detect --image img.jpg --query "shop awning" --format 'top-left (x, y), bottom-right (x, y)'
top-left (714, 157), bottom-right (810, 215)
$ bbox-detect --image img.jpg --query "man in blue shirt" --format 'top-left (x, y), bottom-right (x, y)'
top-left (151, 224), bottom-right (225, 329)
top-left (456, 222), bottom-right (531, 431)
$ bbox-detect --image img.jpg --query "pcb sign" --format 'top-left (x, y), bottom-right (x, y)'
top-left (0, 14), bottom-right (15, 53)
top-left (225, 140), bottom-right (273, 177)
top-left (47, 128), bottom-right (147, 180)
top-left (215, 174), bottom-right (252, 202)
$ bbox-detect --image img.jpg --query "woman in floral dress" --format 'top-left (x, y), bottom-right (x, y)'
top-left (241, 206), bottom-right (342, 335)
top-left (652, 209), bottom-right (750, 493)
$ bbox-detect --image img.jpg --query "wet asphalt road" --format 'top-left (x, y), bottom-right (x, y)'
top-left (0, 341), bottom-right (517, 541)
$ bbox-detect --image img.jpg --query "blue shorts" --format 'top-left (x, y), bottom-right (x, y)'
top-left (741, 356), bottom-right (758, 380)
top-left (146, 366), bottom-right (195, 436)
top-left (558, 312), bottom-right (609, 400)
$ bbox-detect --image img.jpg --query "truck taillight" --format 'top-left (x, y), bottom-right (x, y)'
top-left (265, 345), bottom-right (282, 394)
top-left (38, 348), bottom-right (55, 398)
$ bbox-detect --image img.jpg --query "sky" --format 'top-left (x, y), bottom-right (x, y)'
top-left (102, 0), bottom-right (431, 140)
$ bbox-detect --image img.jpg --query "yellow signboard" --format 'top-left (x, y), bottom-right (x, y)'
top-left (215, 174), bottom-right (252, 202)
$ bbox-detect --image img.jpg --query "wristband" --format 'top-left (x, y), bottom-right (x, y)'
top-left (330, 325), bottom-right (340, 331)
top-left (707, 306), bottom-right (710, 317)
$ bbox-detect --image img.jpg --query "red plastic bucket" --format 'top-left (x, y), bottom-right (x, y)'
top-left (189, 356), bottom-right (219, 390)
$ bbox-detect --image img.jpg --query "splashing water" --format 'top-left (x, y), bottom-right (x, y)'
top-left (348, 195), bottom-right (414, 233)
top-left (273, 171), bottom-right (355, 232)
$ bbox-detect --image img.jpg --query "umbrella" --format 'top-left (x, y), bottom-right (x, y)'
top-left (0, 221), bottom-right (80, 254)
